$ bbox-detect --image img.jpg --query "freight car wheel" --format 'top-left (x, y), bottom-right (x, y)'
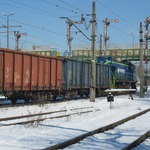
top-left (11, 98), bottom-right (17, 104)
top-left (24, 98), bottom-right (29, 103)
top-left (85, 93), bottom-right (89, 98)
top-left (24, 96), bottom-right (34, 103)
top-left (53, 95), bottom-right (57, 101)
top-left (31, 98), bottom-right (36, 103)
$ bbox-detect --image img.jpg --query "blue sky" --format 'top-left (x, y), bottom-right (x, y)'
top-left (0, 0), bottom-right (149, 52)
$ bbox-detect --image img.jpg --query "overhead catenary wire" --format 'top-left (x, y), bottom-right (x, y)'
top-left (0, 0), bottom-right (92, 48)
top-left (59, 0), bottom-right (88, 15)
top-left (42, 0), bottom-right (79, 15)
top-left (95, 0), bottom-right (139, 44)
top-left (0, 16), bottom-right (90, 49)
top-left (1, 1), bottom-right (60, 18)
top-left (0, 16), bottom-right (66, 37)
top-left (109, 25), bottom-right (139, 40)
top-left (0, 1), bottom-right (93, 46)
top-left (3, 0), bottom-right (92, 36)
top-left (0, 0), bottom-right (140, 50)
top-left (96, 0), bottom-right (139, 31)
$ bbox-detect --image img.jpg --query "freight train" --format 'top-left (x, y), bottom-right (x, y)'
top-left (0, 48), bottom-right (136, 103)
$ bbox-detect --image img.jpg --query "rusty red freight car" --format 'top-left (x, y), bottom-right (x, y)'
top-left (0, 48), bottom-right (63, 103)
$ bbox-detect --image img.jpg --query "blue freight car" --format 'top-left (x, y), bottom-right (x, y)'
top-left (62, 58), bottom-right (111, 98)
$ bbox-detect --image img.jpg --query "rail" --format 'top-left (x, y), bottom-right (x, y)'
top-left (42, 108), bottom-right (150, 150)
top-left (122, 130), bottom-right (150, 150)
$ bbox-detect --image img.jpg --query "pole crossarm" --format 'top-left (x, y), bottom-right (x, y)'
top-left (67, 18), bottom-right (91, 41)
top-left (0, 25), bottom-right (22, 28)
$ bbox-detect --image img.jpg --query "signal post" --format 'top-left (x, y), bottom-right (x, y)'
top-left (103, 18), bottom-right (119, 52)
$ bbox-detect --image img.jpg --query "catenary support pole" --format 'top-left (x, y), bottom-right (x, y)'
top-left (90, 0), bottom-right (96, 102)
top-left (100, 34), bottom-right (102, 51)
top-left (139, 22), bottom-right (144, 98)
top-left (144, 20), bottom-right (149, 92)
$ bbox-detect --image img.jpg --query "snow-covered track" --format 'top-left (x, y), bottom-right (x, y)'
top-left (0, 107), bottom-right (94, 126)
top-left (122, 130), bottom-right (150, 150)
top-left (42, 108), bottom-right (150, 150)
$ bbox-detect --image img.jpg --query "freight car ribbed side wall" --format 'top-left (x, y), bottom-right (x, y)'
top-left (0, 52), bottom-right (3, 91)
top-left (62, 58), bottom-right (111, 91)
top-left (96, 64), bottom-right (111, 87)
top-left (81, 61), bottom-right (91, 88)
top-left (0, 48), bottom-right (63, 92)
top-left (62, 59), bottom-right (82, 90)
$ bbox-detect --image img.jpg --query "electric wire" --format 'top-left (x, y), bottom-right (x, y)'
top-left (0, 0), bottom-right (92, 48)
top-left (96, 0), bottom-right (139, 31)
top-left (1, 1), bottom-right (60, 18)
top-left (0, 16), bottom-right (90, 49)
top-left (59, 0), bottom-right (87, 15)
top-left (1, 0), bottom-right (139, 50)
top-left (42, 0), bottom-right (79, 15)
top-left (109, 25), bottom-right (139, 40)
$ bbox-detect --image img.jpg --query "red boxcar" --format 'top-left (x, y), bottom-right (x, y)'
top-left (0, 48), bottom-right (63, 103)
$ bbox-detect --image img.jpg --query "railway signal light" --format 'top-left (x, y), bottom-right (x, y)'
top-left (114, 19), bottom-right (119, 23)
top-left (106, 22), bottom-right (110, 26)
top-left (103, 18), bottom-right (119, 25)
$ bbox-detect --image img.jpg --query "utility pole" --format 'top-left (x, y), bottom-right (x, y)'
top-left (1, 12), bottom-right (22, 49)
top-left (139, 22), bottom-right (144, 98)
top-left (1, 12), bottom-right (15, 49)
top-left (144, 16), bottom-right (150, 92)
top-left (100, 34), bottom-right (102, 51)
top-left (90, 0), bottom-right (96, 102)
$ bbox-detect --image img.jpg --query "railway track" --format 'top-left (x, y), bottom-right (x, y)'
top-left (122, 130), bottom-right (150, 150)
top-left (41, 108), bottom-right (150, 150)
top-left (0, 97), bottom-right (87, 108)
top-left (0, 106), bottom-right (96, 126)
top-left (0, 92), bottom-right (134, 108)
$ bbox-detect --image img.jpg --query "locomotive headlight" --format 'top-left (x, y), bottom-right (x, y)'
top-left (117, 68), bottom-right (125, 74)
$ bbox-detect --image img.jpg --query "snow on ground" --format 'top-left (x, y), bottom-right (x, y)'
top-left (64, 112), bottom-right (150, 150)
top-left (0, 89), bottom-right (150, 150)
